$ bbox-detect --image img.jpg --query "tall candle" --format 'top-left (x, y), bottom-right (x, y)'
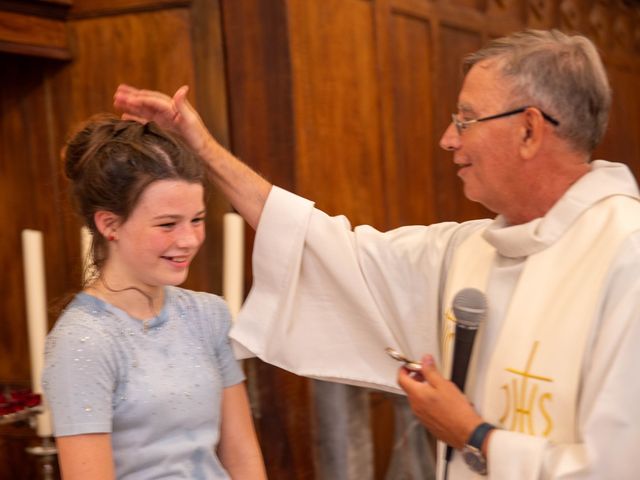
top-left (21, 229), bottom-right (53, 437)
top-left (222, 213), bottom-right (245, 319)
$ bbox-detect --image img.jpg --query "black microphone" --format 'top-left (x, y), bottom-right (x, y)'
top-left (450, 288), bottom-right (487, 393)
top-left (445, 288), bottom-right (487, 462)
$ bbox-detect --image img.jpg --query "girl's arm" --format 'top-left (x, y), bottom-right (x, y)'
top-left (56, 433), bottom-right (115, 480)
top-left (217, 383), bottom-right (267, 479)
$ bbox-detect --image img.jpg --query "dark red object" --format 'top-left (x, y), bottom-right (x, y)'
top-left (0, 388), bottom-right (42, 417)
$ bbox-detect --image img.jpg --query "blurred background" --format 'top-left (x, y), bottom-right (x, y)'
top-left (1, 0), bottom-right (639, 478)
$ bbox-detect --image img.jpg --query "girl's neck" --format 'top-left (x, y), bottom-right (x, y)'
top-left (86, 275), bottom-right (164, 321)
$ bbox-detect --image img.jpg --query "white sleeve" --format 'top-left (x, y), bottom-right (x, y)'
top-left (230, 186), bottom-right (485, 393)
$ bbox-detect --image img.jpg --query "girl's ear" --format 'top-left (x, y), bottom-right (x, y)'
top-left (94, 210), bottom-right (121, 241)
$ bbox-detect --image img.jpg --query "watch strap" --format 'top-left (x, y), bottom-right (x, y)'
top-left (467, 422), bottom-right (496, 450)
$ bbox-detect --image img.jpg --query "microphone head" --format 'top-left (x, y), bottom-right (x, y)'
top-left (452, 288), bottom-right (487, 329)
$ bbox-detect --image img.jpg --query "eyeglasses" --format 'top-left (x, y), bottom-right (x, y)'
top-left (451, 106), bottom-right (560, 135)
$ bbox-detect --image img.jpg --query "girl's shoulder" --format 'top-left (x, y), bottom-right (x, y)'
top-left (166, 286), bottom-right (227, 311)
top-left (166, 286), bottom-right (232, 327)
top-left (52, 292), bottom-right (115, 334)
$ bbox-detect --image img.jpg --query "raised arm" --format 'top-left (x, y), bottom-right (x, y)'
top-left (113, 85), bottom-right (271, 229)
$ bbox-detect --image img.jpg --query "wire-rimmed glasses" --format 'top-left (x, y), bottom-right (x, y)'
top-left (451, 106), bottom-right (559, 135)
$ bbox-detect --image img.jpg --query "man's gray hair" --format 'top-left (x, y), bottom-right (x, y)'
top-left (464, 29), bottom-right (611, 153)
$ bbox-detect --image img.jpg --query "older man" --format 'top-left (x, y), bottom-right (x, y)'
top-left (114, 29), bottom-right (640, 479)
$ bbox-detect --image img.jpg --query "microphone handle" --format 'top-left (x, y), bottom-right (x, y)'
top-left (445, 326), bottom-right (478, 463)
top-left (450, 325), bottom-right (478, 393)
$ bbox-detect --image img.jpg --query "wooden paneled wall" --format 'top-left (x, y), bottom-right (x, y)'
top-left (0, 1), bottom-right (230, 478)
top-left (221, 0), bottom-right (640, 479)
top-left (1, 0), bottom-right (639, 479)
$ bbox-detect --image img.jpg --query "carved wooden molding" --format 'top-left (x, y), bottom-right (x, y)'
top-left (69, 0), bottom-right (190, 19)
top-left (588, 1), bottom-right (611, 47)
top-left (0, 9), bottom-right (70, 59)
top-left (527, 0), bottom-right (554, 27)
top-left (560, 0), bottom-right (582, 30)
top-left (0, 0), bottom-right (71, 18)
top-left (612, 11), bottom-right (632, 51)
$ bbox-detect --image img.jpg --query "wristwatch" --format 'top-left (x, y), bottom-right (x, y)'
top-left (461, 422), bottom-right (496, 475)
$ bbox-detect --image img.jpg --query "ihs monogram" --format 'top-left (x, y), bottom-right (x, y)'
top-left (442, 311), bottom-right (555, 438)
top-left (499, 341), bottom-right (554, 437)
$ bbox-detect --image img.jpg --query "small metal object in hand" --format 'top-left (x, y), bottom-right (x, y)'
top-left (385, 347), bottom-right (423, 372)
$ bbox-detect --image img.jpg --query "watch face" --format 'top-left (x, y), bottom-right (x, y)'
top-left (462, 446), bottom-right (488, 475)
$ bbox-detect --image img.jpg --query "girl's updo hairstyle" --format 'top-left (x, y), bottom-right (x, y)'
top-left (64, 113), bottom-right (207, 277)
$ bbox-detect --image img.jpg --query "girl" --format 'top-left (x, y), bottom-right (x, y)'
top-left (43, 114), bottom-right (266, 479)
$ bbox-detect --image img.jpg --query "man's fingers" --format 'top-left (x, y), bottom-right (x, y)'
top-left (420, 354), bottom-right (445, 387)
top-left (397, 366), bottom-right (420, 393)
top-left (114, 84), bottom-right (176, 120)
top-left (114, 83), bottom-right (134, 95)
top-left (173, 85), bottom-right (203, 124)
top-left (398, 364), bottom-right (430, 393)
top-left (173, 85), bottom-right (190, 104)
top-left (120, 113), bottom-right (149, 124)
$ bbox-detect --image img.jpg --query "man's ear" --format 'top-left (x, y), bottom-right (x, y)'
top-left (519, 108), bottom-right (545, 160)
top-left (94, 210), bottom-right (121, 241)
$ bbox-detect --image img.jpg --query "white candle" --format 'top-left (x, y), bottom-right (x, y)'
top-left (80, 226), bottom-right (93, 283)
top-left (21, 229), bottom-right (53, 437)
top-left (222, 213), bottom-right (245, 319)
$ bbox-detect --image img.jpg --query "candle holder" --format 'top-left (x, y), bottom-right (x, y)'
top-left (0, 388), bottom-right (42, 425)
top-left (0, 405), bottom-right (43, 426)
top-left (0, 387), bottom-right (58, 479)
top-left (26, 436), bottom-right (58, 480)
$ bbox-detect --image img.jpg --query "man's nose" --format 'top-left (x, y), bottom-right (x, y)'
top-left (439, 122), bottom-right (460, 152)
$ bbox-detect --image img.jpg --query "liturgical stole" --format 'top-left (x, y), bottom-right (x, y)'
top-left (439, 194), bottom-right (640, 475)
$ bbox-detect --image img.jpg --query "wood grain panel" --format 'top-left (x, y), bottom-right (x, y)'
top-left (443, 0), bottom-right (486, 12)
top-left (221, 2), bottom-right (315, 479)
top-left (486, 0), bottom-right (527, 31)
top-left (559, 0), bottom-right (586, 33)
top-left (62, 9), bottom-right (193, 120)
top-left (595, 64), bottom-right (640, 177)
top-left (0, 0), bottom-right (71, 18)
top-left (0, 53), bottom-right (68, 480)
top-left (221, 0), bottom-right (296, 190)
top-left (526, 0), bottom-right (557, 28)
top-left (0, 10), bottom-right (70, 58)
top-left (288, 0), bottom-right (386, 228)
top-left (0, 55), bottom-right (67, 384)
top-left (433, 24), bottom-right (491, 222)
top-left (289, 0), bottom-right (384, 225)
top-left (69, 0), bottom-right (189, 18)
top-left (383, 10), bottom-right (437, 227)
top-left (189, 0), bottom-right (230, 298)
top-left (191, 0), bottom-right (229, 149)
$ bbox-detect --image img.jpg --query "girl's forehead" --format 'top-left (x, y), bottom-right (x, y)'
top-left (132, 180), bottom-right (205, 215)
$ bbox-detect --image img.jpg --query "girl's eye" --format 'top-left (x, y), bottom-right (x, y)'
top-left (158, 222), bottom-right (176, 228)
top-left (192, 217), bottom-right (205, 225)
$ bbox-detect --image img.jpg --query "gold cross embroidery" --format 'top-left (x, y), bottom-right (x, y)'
top-left (499, 341), bottom-right (554, 437)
